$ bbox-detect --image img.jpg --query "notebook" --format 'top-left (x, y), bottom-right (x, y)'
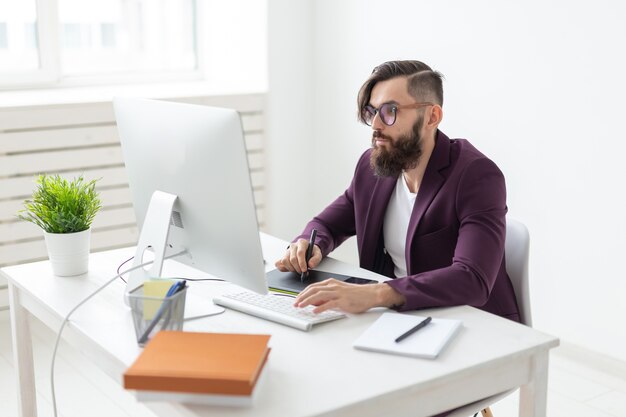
top-left (124, 331), bottom-right (271, 405)
top-left (353, 313), bottom-right (462, 359)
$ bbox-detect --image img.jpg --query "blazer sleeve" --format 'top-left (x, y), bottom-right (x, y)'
top-left (386, 157), bottom-right (508, 311)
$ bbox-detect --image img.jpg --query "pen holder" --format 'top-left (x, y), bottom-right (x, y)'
top-left (128, 284), bottom-right (187, 346)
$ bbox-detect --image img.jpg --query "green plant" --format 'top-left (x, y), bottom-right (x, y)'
top-left (18, 174), bottom-right (102, 234)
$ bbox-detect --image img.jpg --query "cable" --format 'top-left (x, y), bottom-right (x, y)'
top-left (116, 255), bottom-right (135, 283)
top-left (50, 249), bottom-right (186, 417)
top-left (180, 277), bottom-right (225, 282)
top-left (115, 256), bottom-right (226, 284)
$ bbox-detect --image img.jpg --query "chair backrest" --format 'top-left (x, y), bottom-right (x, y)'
top-left (505, 218), bottom-right (532, 326)
top-left (436, 218), bottom-right (533, 417)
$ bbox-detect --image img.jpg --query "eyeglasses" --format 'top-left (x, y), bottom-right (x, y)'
top-left (361, 102), bottom-right (434, 126)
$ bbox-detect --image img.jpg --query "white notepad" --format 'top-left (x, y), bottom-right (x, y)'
top-left (353, 313), bottom-right (462, 359)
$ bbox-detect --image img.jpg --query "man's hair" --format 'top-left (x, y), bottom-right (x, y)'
top-left (357, 60), bottom-right (444, 123)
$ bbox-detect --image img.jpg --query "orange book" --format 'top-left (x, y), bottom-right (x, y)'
top-left (124, 331), bottom-right (271, 396)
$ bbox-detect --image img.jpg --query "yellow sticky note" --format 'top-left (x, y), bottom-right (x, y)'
top-left (143, 280), bottom-right (175, 321)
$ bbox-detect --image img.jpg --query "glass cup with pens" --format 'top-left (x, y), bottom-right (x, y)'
top-left (128, 280), bottom-right (188, 346)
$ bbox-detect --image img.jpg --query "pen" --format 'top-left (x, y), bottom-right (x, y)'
top-left (138, 280), bottom-right (187, 345)
top-left (394, 316), bottom-right (432, 343)
top-left (166, 280), bottom-right (183, 297)
top-left (160, 280), bottom-right (187, 330)
top-left (301, 228), bottom-right (317, 282)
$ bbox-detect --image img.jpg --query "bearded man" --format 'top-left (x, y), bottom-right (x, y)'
top-left (275, 60), bottom-right (520, 323)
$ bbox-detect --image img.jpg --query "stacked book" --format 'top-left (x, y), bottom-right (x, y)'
top-left (124, 331), bottom-right (271, 406)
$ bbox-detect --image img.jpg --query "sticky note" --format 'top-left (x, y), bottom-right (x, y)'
top-left (143, 279), bottom-right (175, 321)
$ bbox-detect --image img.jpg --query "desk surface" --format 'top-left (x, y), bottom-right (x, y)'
top-left (3, 233), bottom-right (559, 417)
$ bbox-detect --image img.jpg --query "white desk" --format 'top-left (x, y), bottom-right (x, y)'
top-left (4, 233), bottom-right (559, 417)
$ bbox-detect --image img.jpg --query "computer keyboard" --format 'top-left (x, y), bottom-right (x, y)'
top-left (213, 291), bottom-right (346, 331)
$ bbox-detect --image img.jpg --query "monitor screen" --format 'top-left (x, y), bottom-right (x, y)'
top-left (114, 97), bottom-right (267, 295)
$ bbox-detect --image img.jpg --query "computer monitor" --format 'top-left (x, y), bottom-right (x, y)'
top-left (113, 97), bottom-right (268, 299)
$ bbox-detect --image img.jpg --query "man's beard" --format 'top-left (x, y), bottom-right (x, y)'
top-left (370, 117), bottom-right (423, 177)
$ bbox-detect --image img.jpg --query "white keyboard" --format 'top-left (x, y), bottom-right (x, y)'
top-left (213, 291), bottom-right (346, 331)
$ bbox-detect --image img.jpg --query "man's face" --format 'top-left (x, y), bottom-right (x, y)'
top-left (370, 116), bottom-right (423, 177)
top-left (367, 77), bottom-right (425, 177)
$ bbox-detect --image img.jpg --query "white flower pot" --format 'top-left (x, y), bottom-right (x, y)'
top-left (43, 228), bottom-right (91, 276)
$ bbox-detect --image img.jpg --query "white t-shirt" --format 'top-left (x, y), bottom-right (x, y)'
top-left (383, 174), bottom-right (417, 278)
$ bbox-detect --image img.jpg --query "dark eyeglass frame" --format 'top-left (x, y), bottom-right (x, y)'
top-left (362, 102), bottom-right (434, 126)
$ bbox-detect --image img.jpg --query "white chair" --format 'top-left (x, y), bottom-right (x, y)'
top-left (446, 218), bottom-right (531, 417)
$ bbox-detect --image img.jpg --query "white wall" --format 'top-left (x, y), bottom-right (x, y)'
top-left (266, 0), bottom-right (315, 240)
top-left (200, 0), bottom-right (268, 93)
top-left (267, 0), bottom-right (626, 363)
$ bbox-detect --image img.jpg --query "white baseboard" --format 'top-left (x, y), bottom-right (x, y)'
top-left (556, 340), bottom-right (626, 379)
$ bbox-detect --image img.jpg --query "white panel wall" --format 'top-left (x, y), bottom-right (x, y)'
top-left (268, 0), bottom-right (626, 362)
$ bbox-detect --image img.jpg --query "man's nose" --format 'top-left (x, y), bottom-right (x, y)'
top-left (371, 111), bottom-right (385, 130)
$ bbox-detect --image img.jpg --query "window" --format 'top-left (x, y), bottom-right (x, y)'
top-left (0, 0), bottom-right (39, 73)
top-left (0, 0), bottom-right (199, 88)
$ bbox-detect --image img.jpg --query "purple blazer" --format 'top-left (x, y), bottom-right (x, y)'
top-left (295, 131), bottom-right (520, 322)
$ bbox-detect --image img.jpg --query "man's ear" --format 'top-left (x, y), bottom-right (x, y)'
top-left (426, 105), bottom-right (443, 128)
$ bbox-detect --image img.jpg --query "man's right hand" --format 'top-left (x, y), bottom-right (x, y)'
top-left (274, 238), bottom-right (322, 274)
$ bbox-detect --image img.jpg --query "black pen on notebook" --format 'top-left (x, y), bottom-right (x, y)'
top-left (301, 228), bottom-right (318, 282)
top-left (395, 316), bottom-right (432, 343)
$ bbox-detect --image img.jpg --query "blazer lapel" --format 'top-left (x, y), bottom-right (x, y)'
top-left (405, 131), bottom-right (452, 257)
top-left (359, 175), bottom-right (395, 270)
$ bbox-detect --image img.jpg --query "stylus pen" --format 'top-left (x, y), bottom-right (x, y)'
top-left (395, 316), bottom-right (432, 343)
top-left (301, 228), bottom-right (318, 282)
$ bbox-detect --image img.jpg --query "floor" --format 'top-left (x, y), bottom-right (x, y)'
top-left (1, 309), bottom-right (625, 417)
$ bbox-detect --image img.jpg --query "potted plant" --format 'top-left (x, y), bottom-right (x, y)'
top-left (18, 174), bottom-right (102, 276)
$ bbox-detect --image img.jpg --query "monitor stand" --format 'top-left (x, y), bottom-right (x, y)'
top-left (124, 190), bottom-right (224, 319)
